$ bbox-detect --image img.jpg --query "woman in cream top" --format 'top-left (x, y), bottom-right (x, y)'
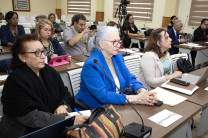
top-left (139, 28), bottom-right (182, 89)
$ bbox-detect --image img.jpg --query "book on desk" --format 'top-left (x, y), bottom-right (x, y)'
top-left (161, 81), bottom-right (199, 95)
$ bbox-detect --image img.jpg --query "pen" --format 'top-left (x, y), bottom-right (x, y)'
top-left (74, 108), bottom-right (83, 115)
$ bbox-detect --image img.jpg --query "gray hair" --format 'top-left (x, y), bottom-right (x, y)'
top-left (173, 20), bottom-right (182, 26)
top-left (35, 15), bottom-right (47, 21)
top-left (88, 26), bottom-right (119, 53)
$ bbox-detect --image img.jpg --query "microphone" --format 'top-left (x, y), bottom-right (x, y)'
top-left (93, 59), bottom-right (152, 138)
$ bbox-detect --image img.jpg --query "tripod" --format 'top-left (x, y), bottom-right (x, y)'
top-left (114, 2), bottom-right (128, 28)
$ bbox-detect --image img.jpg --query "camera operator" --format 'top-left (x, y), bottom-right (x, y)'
top-left (63, 14), bottom-right (96, 56)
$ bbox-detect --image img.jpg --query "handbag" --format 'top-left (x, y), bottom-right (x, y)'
top-left (63, 105), bottom-right (123, 138)
top-left (177, 57), bottom-right (195, 73)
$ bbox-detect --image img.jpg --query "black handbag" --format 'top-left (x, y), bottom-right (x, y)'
top-left (177, 57), bottom-right (195, 73)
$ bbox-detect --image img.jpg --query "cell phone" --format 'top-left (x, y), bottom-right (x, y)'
top-left (154, 100), bottom-right (163, 106)
top-left (170, 78), bottom-right (190, 86)
top-left (89, 25), bottom-right (97, 30)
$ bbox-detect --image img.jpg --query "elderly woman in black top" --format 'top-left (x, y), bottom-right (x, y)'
top-left (0, 34), bottom-right (88, 137)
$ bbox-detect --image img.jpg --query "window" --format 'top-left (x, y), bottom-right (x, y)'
top-left (188, 0), bottom-right (208, 26)
top-left (67, 0), bottom-right (91, 15)
top-left (113, 0), bottom-right (154, 22)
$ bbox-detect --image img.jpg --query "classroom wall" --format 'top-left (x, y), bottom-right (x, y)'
top-left (97, 0), bottom-right (104, 12)
top-left (104, 0), bottom-right (166, 29)
top-left (164, 0), bottom-right (177, 17)
top-left (0, 0), bottom-right (56, 16)
top-left (177, 0), bottom-right (196, 34)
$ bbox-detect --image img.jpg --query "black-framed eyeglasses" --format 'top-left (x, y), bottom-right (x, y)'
top-left (22, 49), bottom-right (47, 57)
top-left (105, 40), bottom-right (122, 47)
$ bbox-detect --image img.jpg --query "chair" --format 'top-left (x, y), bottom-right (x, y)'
top-left (0, 85), bottom-right (4, 120)
top-left (129, 39), bottom-right (141, 49)
top-left (124, 55), bottom-right (141, 80)
top-left (170, 53), bottom-right (188, 72)
top-left (67, 68), bottom-right (89, 110)
top-left (24, 28), bottom-right (31, 34)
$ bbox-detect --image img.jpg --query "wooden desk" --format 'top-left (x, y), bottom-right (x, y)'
top-left (53, 58), bottom-right (82, 73)
top-left (72, 55), bottom-right (88, 62)
top-left (0, 72), bottom-right (7, 86)
top-left (132, 36), bottom-right (149, 48)
top-left (114, 101), bottom-right (201, 138)
top-left (174, 42), bottom-right (208, 66)
top-left (0, 46), bottom-right (12, 60)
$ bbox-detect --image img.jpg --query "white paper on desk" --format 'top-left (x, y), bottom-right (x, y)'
top-left (118, 49), bottom-right (135, 54)
top-left (181, 43), bottom-right (202, 47)
top-left (148, 109), bottom-right (183, 127)
top-left (150, 87), bottom-right (187, 106)
top-left (204, 87), bottom-right (208, 91)
top-left (0, 75), bottom-right (8, 81)
top-left (69, 110), bottom-right (91, 117)
top-left (75, 62), bottom-right (85, 66)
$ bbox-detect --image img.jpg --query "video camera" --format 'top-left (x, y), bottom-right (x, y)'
top-left (121, 0), bottom-right (130, 5)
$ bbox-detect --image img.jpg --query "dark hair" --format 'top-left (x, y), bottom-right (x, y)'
top-left (144, 28), bottom-right (168, 58)
top-left (107, 21), bottom-right (118, 27)
top-left (122, 14), bottom-right (134, 31)
top-left (171, 16), bottom-right (176, 20)
top-left (48, 13), bottom-right (56, 20)
top-left (71, 14), bottom-right (86, 26)
top-left (201, 18), bottom-right (208, 24)
top-left (10, 34), bottom-right (39, 70)
top-left (5, 11), bottom-right (18, 22)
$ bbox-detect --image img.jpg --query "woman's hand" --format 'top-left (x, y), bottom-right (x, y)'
top-left (66, 55), bottom-right (71, 62)
top-left (171, 71), bottom-right (182, 78)
top-left (51, 54), bottom-right (58, 59)
top-left (132, 91), bottom-right (157, 105)
top-left (73, 115), bottom-right (89, 125)
top-left (54, 105), bottom-right (69, 115)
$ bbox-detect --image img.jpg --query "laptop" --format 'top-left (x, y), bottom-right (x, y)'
top-left (177, 67), bottom-right (208, 85)
top-left (20, 117), bottom-right (75, 138)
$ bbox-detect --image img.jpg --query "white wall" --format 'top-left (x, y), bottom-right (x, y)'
top-left (177, 0), bottom-right (196, 34)
top-left (0, 0), bottom-right (56, 16)
top-left (164, 0), bottom-right (177, 17)
top-left (104, 0), bottom-right (166, 29)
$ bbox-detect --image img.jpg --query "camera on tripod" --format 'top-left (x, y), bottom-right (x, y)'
top-left (121, 0), bottom-right (130, 5)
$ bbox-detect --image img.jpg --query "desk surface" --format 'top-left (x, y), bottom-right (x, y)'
top-left (71, 55), bottom-right (88, 62)
top-left (132, 36), bottom-right (150, 41)
top-left (174, 41), bottom-right (208, 51)
top-left (152, 68), bottom-right (208, 108)
top-left (53, 58), bottom-right (82, 73)
top-left (0, 46), bottom-right (11, 55)
top-left (114, 101), bottom-right (201, 138)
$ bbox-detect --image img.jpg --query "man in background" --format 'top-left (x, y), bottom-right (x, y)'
top-left (167, 20), bottom-right (187, 55)
top-left (63, 14), bottom-right (95, 56)
top-left (193, 19), bottom-right (208, 41)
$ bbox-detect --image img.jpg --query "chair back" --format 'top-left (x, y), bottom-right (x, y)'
top-left (129, 39), bottom-right (141, 49)
top-left (124, 55), bottom-right (141, 79)
top-left (170, 53), bottom-right (188, 72)
top-left (24, 28), bottom-right (31, 34)
top-left (67, 68), bottom-right (82, 96)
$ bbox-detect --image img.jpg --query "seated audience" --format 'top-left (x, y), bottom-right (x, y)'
top-left (35, 19), bottom-right (67, 62)
top-left (75, 26), bottom-right (157, 110)
top-left (167, 16), bottom-right (178, 30)
top-left (107, 21), bottom-right (118, 28)
top-left (139, 28), bottom-right (182, 89)
top-left (193, 18), bottom-right (208, 41)
top-left (48, 13), bottom-right (63, 33)
top-left (167, 20), bottom-right (187, 55)
top-left (0, 11), bottom-right (25, 46)
top-left (122, 14), bottom-right (144, 48)
top-left (63, 14), bottom-right (95, 56)
top-left (0, 12), bottom-right (4, 20)
top-left (0, 34), bottom-right (88, 137)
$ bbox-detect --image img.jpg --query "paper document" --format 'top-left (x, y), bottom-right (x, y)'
top-left (150, 87), bottom-right (187, 106)
top-left (148, 109), bottom-right (183, 127)
top-left (69, 110), bottom-right (91, 117)
top-left (205, 87), bottom-right (208, 91)
top-left (0, 75), bottom-right (8, 81)
top-left (181, 43), bottom-right (202, 48)
top-left (75, 62), bottom-right (85, 66)
top-left (119, 49), bottom-right (135, 54)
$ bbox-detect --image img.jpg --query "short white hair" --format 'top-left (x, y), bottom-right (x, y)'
top-left (173, 20), bottom-right (182, 26)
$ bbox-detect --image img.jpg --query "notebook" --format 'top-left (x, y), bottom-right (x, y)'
top-left (20, 117), bottom-right (75, 138)
top-left (177, 67), bottom-right (208, 85)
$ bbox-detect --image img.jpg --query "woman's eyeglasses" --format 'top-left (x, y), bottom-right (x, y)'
top-left (23, 49), bottom-right (47, 57)
top-left (105, 40), bottom-right (122, 47)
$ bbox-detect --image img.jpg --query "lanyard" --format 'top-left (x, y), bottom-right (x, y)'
top-left (73, 27), bottom-right (87, 44)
